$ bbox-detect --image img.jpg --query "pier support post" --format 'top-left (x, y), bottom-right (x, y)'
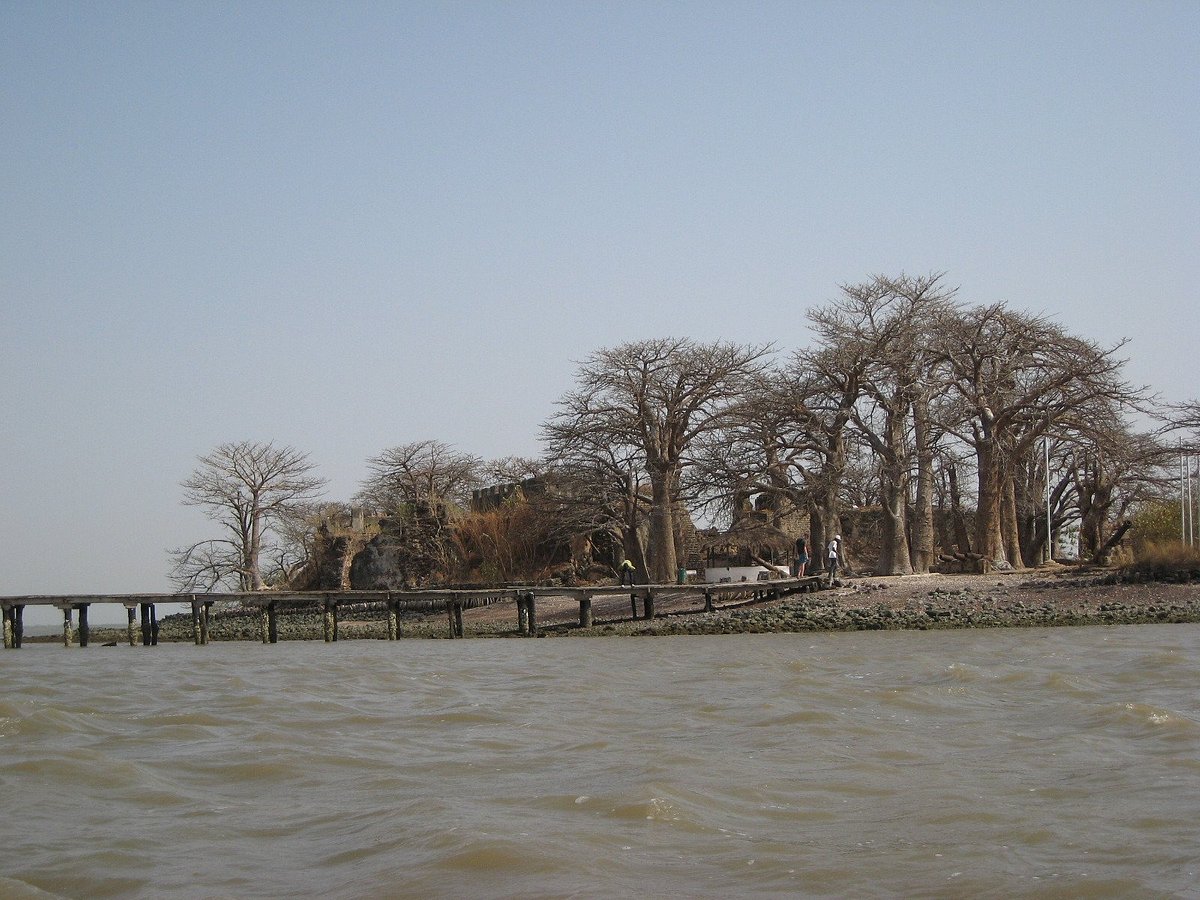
top-left (323, 597), bottom-right (337, 642)
top-left (387, 601), bottom-right (399, 640)
top-left (259, 606), bottom-right (270, 644)
top-left (127, 606), bottom-right (137, 646)
top-left (13, 606), bottom-right (22, 648)
top-left (517, 594), bottom-right (529, 634)
top-left (267, 601), bottom-right (278, 644)
top-left (140, 604), bottom-right (152, 646)
top-left (150, 604), bottom-right (159, 646)
top-left (579, 595), bottom-right (593, 628)
top-left (3, 606), bottom-right (12, 649)
top-left (77, 604), bottom-right (89, 647)
top-left (704, 589), bottom-right (714, 613)
top-left (446, 599), bottom-right (464, 638)
top-left (525, 594), bottom-right (536, 635)
top-left (643, 590), bottom-right (655, 620)
top-left (202, 602), bottom-right (212, 644)
top-left (62, 607), bottom-right (74, 647)
top-left (192, 598), bottom-right (203, 645)
top-left (630, 592), bottom-right (638, 619)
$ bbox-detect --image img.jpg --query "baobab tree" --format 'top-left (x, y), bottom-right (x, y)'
top-left (170, 441), bottom-right (327, 591)
top-left (546, 338), bottom-right (772, 583)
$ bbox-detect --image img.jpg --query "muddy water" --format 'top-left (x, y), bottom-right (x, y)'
top-left (2, 626), bottom-right (1198, 898)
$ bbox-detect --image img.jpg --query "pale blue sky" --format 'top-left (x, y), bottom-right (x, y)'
top-left (3, 1), bottom-right (1197, 623)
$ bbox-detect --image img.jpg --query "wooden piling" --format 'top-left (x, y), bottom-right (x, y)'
top-left (447, 599), bottom-right (464, 638)
top-left (267, 601), bottom-right (278, 644)
top-left (126, 606), bottom-right (137, 646)
top-left (387, 600), bottom-right (399, 640)
top-left (704, 589), bottom-right (714, 612)
top-left (150, 604), bottom-right (159, 646)
top-left (192, 599), bottom-right (203, 645)
top-left (630, 592), bottom-right (638, 619)
top-left (643, 590), bottom-right (655, 620)
top-left (13, 606), bottom-right (22, 648)
top-left (78, 604), bottom-right (90, 647)
top-left (3, 606), bottom-right (12, 649)
top-left (259, 606), bottom-right (270, 644)
top-left (517, 594), bottom-right (529, 634)
top-left (201, 602), bottom-right (212, 644)
top-left (62, 607), bottom-right (73, 647)
top-left (579, 595), bottom-right (593, 628)
top-left (323, 597), bottom-right (336, 642)
top-left (140, 603), bottom-right (151, 646)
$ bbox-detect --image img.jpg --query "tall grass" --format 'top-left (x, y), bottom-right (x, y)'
top-left (1121, 541), bottom-right (1200, 581)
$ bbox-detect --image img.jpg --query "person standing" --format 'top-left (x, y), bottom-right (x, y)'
top-left (793, 536), bottom-right (809, 577)
top-left (826, 534), bottom-right (841, 584)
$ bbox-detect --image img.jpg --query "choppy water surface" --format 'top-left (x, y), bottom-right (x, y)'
top-left (2, 626), bottom-right (1199, 899)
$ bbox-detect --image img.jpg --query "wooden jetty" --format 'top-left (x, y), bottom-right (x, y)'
top-left (1, 576), bottom-right (825, 648)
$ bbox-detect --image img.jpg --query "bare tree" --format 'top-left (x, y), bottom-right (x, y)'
top-left (546, 338), bottom-right (773, 583)
top-left (170, 441), bottom-right (327, 591)
top-left (809, 273), bottom-right (957, 574)
top-left (357, 440), bottom-right (483, 514)
top-left (932, 303), bottom-right (1138, 566)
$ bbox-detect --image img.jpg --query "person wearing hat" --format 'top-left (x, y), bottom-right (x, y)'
top-left (826, 534), bottom-right (842, 585)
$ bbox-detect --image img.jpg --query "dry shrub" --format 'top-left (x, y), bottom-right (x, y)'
top-left (1122, 540), bottom-right (1200, 582)
top-left (451, 501), bottom-right (564, 583)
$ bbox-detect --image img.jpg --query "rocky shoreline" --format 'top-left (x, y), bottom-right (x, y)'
top-left (55, 567), bottom-right (1200, 644)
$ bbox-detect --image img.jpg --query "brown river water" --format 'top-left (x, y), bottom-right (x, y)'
top-left (2, 626), bottom-right (1199, 899)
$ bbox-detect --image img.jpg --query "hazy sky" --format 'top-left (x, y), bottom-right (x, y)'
top-left (3, 1), bottom-right (1197, 624)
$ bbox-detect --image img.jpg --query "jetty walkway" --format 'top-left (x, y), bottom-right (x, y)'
top-left (1, 576), bottom-right (825, 648)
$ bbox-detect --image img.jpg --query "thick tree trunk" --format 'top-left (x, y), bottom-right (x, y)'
top-left (1001, 475), bottom-right (1024, 567)
top-left (878, 414), bottom-right (913, 575)
top-left (647, 471), bottom-right (678, 583)
top-left (911, 396), bottom-right (936, 573)
top-left (947, 462), bottom-right (972, 555)
top-left (975, 440), bottom-right (1005, 563)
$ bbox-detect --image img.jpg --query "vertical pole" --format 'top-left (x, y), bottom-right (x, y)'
top-left (579, 595), bottom-right (593, 628)
top-left (127, 606), bottom-right (137, 647)
top-left (323, 597), bottom-right (335, 642)
top-left (1045, 437), bottom-right (1053, 562)
top-left (517, 594), bottom-right (529, 635)
top-left (387, 600), bottom-right (399, 640)
top-left (704, 589), bottom-right (713, 612)
top-left (192, 599), bottom-right (203, 645)
top-left (643, 590), bottom-right (655, 620)
top-left (78, 604), bottom-right (89, 647)
top-left (3, 606), bottom-right (12, 649)
top-left (1181, 442), bottom-right (1186, 544)
top-left (202, 602), bottom-right (212, 644)
top-left (140, 603), bottom-right (152, 646)
top-left (14, 606), bottom-right (22, 648)
top-left (260, 606), bottom-right (270, 644)
top-left (526, 594), bottom-right (536, 635)
top-left (454, 601), bottom-right (464, 638)
top-left (150, 604), bottom-right (159, 646)
top-left (268, 601), bottom-right (278, 644)
top-left (630, 592), bottom-right (638, 619)
top-left (62, 608), bottom-right (73, 648)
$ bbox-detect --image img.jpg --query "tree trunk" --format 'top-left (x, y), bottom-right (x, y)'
top-left (1001, 474), bottom-right (1024, 567)
top-left (647, 470), bottom-right (678, 584)
top-left (911, 395), bottom-right (936, 573)
top-left (974, 439), bottom-right (1005, 563)
top-left (947, 461), bottom-right (972, 555)
top-left (878, 413), bottom-right (913, 575)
